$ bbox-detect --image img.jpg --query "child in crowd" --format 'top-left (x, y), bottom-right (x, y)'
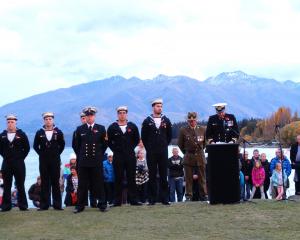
top-left (64, 166), bottom-right (78, 206)
top-left (28, 176), bottom-right (42, 208)
top-left (136, 149), bottom-right (149, 203)
top-left (103, 152), bottom-right (115, 205)
top-left (271, 162), bottom-right (287, 200)
top-left (11, 185), bottom-right (18, 207)
top-left (250, 160), bottom-right (265, 199)
top-left (63, 153), bottom-right (77, 181)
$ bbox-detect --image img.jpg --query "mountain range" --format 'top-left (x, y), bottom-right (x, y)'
top-left (0, 71), bottom-right (299, 144)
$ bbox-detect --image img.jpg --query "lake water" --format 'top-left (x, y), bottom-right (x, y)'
top-left (0, 146), bottom-right (295, 208)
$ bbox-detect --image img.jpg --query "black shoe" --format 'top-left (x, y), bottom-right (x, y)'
top-left (1, 208), bottom-right (12, 212)
top-left (54, 207), bottom-right (64, 211)
top-left (147, 201), bottom-right (156, 206)
top-left (199, 196), bottom-right (208, 202)
top-left (37, 208), bottom-right (49, 211)
top-left (185, 197), bottom-right (192, 202)
top-left (130, 201), bottom-right (142, 206)
top-left (162, 201), bottom-right (170, 205)
top-left (99, 205), bottom-right (107, 212)
top-left (73, 208), bottom-right (84, 214)
top-left (19, 208), bottom-right (28, 211)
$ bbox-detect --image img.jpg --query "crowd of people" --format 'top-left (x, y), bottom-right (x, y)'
top-left (240, 148), bottom-right (295, 201)
top-left (0, 99), bottom-right (299, 213)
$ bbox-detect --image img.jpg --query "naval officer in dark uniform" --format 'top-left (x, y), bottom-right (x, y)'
top-left (72, 107), bottom-right (107, 213)
top-left (107, 106), bottom-right (141, 206)
top-left (206, 103), bottom-right (239, 144)
top-left (72, 111), bottom-right (97, 207)
top-left (33, 112), bottom-right (65, 210)
top-left (141, 98), bottom-right (172, 205)
top-left (0, 114), bottom-right (30, 211)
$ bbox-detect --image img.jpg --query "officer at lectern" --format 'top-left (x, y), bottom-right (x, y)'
top-left (206, 103), bottom-right (239, 144)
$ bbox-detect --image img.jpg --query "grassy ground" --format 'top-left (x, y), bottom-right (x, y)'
top-left (1, 201), bottom-right (300, 240)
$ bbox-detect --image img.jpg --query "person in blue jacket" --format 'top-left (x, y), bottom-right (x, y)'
top-left (270, 149), bottom-right (291, 199)
top-left (270, 149), bottom-right (291, 177)
top-left (103, 152), bottom-right (115, 205)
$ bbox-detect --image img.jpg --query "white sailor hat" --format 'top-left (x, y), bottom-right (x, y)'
top-left (42, 112), bottom-right (54, 119)
top-left (151, 98), bottom-right (163, 106)
top-left (5, 114), bottom-right (17, 121)
top-left (83, 106), bottom-right (98, 115)
top-left (80, 112), bottom-right (86, 117)
top-left (116, 106), bottom-right (128, 113)
top-left (107, 151), bottom-right (114, 157)
top-left (212, 103), bottom-right (227, 112)
top-left (69, 153), bottom-right (77, 160)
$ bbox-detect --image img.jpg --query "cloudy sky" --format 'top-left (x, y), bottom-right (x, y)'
top-left (0, 0), bottom-right (300, 106)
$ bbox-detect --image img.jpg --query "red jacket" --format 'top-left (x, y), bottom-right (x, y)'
top-left (251, 166), bottom-right (265, 186)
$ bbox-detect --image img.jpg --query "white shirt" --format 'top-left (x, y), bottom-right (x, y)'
top-left (45, 131), bottom-right (53, 141)
top-left (119, 125), bottom-right (127, 134)
top-left (7, 133), bottom-right (16, 143)
top-left (153, 117), bottom-right (161, 129)
top-left (87, 123), bottom-right (95, 129)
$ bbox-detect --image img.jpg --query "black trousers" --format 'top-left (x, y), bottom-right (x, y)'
top-left (137, 183), bottom-right (148, 203)
top-left (264, 178), bottom-right (270, 199)
top-left (39, 159), bottom-right (61, 209)
top-left (77, 166), bottom-right (105, 209)
top-left (113, 152), bottom-right (137, 204)
top-left (104, 182), bottom-right (114, 204)
top-left (295, 167), bottom-right (300, 194)
top-left (1, 161), bottom-right (28, 210)
top-left (146, 151), bottom-right (169, 203)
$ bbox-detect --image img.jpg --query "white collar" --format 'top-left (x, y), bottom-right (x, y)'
top-left (87, 123), bottom-right (95, 128)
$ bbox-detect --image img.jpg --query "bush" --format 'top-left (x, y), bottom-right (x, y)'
top-left (280, 121), bottom-right (300, 147)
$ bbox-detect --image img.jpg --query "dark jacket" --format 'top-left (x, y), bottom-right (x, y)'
top-left (141, 115), bottom-right (172, 153)
top-left (33, 126), bottom-right (65, 163)
top-left (168, 156), bottom-right (184, 178)
top-left (72, 123), bottom-right (107, 167)
top-left (290, 143), bottom-right (300, 164)
top-left (261, 160), bottom-right (271, 180)
top-left (0, 129), bottom-right (30, 163)
top-left (206, 113), bottom-right (239, 143)
top-left (241, 159), bottom-right (253, 182)
top-left (28, 183), bottom-right (41, 201)
top-left (107, 121), bottom-right (139, 154)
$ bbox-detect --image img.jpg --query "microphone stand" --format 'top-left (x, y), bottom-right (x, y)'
top-left (226, 128), bottom-right (256, 203)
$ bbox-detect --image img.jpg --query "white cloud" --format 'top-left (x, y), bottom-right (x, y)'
top-left (0, 0), bottom-right (300, 106)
